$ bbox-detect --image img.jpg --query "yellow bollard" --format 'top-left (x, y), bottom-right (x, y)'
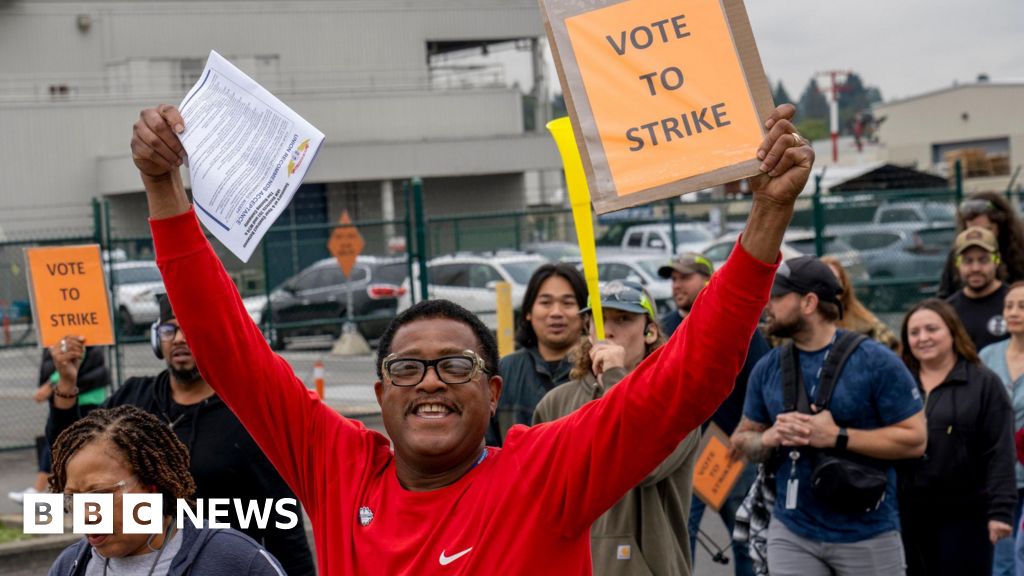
top-left (546, 117), bottom-right (605, 340)
top-left (495, 281), bottom-right (514, 357)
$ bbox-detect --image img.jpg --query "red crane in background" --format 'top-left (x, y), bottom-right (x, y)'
top-left (816, 70), bottom-right (852, 162)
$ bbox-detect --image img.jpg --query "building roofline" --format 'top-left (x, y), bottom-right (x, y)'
top-left (875, 81), bottom-right (1024, 110)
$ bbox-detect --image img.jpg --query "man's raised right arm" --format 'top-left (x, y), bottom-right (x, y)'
top-left (131, 105), bottom-right (385, 505)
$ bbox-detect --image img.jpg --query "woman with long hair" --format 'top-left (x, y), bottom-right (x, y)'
top-left (48, 405), bottom-right (286, 575)
top-left (938, 192), bottom-right (1024, 298)
top-left (898, 299), bottom-right (1017, 576)
top-left (821, 256), bottom-right (899, 350)
top-left (980, 281), bottom-right (1024, 575)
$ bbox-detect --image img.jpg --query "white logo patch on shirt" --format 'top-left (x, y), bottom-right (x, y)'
top-left (358, 506), bottom-right (374, 527)
top-left (989, 315), bottom-right (1008, 337)
top-left (617, 544), bottom-right (632, 560)
top-left (439, 547), bottom-right (473, 566)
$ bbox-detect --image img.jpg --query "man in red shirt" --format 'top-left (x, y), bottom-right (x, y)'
top-left (130, 102), bottom-right (812, 574)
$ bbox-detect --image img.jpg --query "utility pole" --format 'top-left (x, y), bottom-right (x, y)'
top-left (816, 70), bottom-right (852, 163)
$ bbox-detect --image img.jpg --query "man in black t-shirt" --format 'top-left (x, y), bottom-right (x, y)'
top-left (947, 227), bottom-right (1010, 350)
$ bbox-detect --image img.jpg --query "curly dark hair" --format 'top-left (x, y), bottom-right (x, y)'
top-left (49, 405), bottom-right (195, 513)
top-left (515, 263), bottom-right (588, 349)
top-left (958, 192), bottom-right (1024, 284)
top-left (376, 299), bottom-right (499, 379)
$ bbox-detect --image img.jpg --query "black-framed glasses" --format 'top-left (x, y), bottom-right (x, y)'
top-left (63, 476), bottom-right (137, 514)
top-left (381, 350), bottom-right (489, 387)
top-left (155, 323), bottom-right (183, 342)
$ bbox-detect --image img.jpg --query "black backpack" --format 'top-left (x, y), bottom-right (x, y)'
top-left (781, 332), bottom-right (889, 514)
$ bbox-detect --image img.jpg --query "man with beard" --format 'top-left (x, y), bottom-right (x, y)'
top-left (947, 226), bottom-right (1011, 350)
top-left (732, 255), bottom-right (926, 576)
top-left (488, 263), bottom-right (587, 445)
top-left (45, 293), bottom-right (315, 576)
top-left (658, 253), bottom-right (768, 576)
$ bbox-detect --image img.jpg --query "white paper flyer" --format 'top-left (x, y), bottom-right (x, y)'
top-left (177, 50), bottom-right (325, 262)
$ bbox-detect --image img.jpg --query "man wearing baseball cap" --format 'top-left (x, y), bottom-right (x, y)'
top-left (658, 253), bottom-right (716, 336)
top-left (658, 254), bottom-right (768, 576)
top-left (947, 226), bottom-right (1010, 350)
top-left (732, 255), bottom-right (925, 575)
top-left (534, 280), bottom-right (701, 576)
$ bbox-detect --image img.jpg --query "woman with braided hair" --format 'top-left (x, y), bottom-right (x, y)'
top-left (48, 405), bottom-right (286, 576)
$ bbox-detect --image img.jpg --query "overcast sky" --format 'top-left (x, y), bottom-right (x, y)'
top-left (745, 0), bottom-right (1024, 101)
top-left (477, 0), bottom-right (1023, 104)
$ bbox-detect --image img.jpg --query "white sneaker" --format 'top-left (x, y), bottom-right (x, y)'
top-left (8, 486), bottom-right (38, 504)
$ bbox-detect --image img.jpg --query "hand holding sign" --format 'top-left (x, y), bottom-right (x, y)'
top-left (49, 335), bottom-right (86, 384)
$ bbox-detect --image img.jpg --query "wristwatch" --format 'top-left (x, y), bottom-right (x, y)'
top-left (835, 427), bottom-right (849, 451)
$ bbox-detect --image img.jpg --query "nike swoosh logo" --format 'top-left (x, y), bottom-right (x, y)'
top-left (439, 547), bottom-right (473, 566)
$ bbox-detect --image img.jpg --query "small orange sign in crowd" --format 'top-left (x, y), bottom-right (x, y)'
top-left (25, 244), bottom-right (114, 347)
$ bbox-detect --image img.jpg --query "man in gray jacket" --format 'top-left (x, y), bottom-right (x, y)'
top-left (535, 280), bottom-right (700, 576)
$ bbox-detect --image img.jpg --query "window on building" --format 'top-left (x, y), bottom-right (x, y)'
top-left (932, 137), bottom-right (1011, 177)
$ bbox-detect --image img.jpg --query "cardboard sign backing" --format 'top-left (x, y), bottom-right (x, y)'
top-left (540, 0), bottom-right (775, 213)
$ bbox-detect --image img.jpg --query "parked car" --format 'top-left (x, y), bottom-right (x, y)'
top-left (522, 241), bottom-right (580, 262)
top-left (397, 252), bottom-right (547, 330)
top-left (620, 223), bottom-right (714, 255)
top-left (783, 230), bottom-right (870, 281)
top-left (702, 233), bottom-right (802, 271)
top-left (835, 225), bottom-right (956, 311)
top-left (261, 256), bottom-right (408, 349)
top-left (107, 260), bottom-right (164, 335)
top-left (568, 250), bottom-right (675, 315)
top-left (872, 201), bottom-right (955, 227)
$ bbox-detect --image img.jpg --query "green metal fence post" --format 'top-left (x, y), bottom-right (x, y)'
top-left (667, 199), bottom-right (678, 254)
top-left (514, 214), bottom-right (522, 251)
top-left (403, 181), bottom-right (416, 305)
top-left (412, 178), bottom-right (429, 302)
top-left (954, 160), bottom-right (964, 206)
top-left (453, 219), bottom-right (461, 253)
top-left (102, 199), bottom-right (123, 387)
top-left (91, 198), bottom-right (103, 245)
top-left (813, 172), bottom-right (825, 257)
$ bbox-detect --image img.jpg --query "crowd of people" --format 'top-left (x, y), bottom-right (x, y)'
top-left (19, 97), bottom-right (1024, 576)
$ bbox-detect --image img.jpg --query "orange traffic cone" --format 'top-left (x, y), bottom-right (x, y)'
top-left (313, 359), bottom-right (325, 400)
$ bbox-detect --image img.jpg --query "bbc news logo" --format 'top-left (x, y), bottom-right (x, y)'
top-left (23, 494), bottom-right (299, 535)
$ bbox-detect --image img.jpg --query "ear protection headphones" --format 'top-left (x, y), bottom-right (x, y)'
top-left (150, 321), bottom-right (163, 360)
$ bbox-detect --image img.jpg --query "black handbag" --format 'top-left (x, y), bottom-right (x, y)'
top-left (781, 332), bottom-right (888, 514)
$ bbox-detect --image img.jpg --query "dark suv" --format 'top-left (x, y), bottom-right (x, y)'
top-left (261, 256), bottom-right (407, 349)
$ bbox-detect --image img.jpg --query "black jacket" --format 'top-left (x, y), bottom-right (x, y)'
top-left (47, 371), bottom-right (314, 576)
top-left (901, 359), bottom-right (1017, 523)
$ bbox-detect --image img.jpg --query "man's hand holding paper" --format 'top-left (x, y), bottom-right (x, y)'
top-left (130, 50), bottom-right (324, 262)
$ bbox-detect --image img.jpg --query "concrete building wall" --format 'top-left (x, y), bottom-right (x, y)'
top-left (875, 83), bottom-right (1024, 192)
top-left (0, 0), bottom-right (560, 241)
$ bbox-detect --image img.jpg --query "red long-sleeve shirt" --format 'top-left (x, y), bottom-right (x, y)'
top-left (152, 209), bottom-right (775, 575)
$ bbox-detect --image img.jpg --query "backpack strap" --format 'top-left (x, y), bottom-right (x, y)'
top-left (780, 342), bottom-right (811, 414)
top-left (814, 331), bottom-right (868, 411)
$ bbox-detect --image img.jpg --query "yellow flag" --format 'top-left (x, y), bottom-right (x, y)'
top-left (546, 117), bottom-right (604, 340)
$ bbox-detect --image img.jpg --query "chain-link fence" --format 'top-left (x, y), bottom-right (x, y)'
top-left (5, 172), bottom-right (1023, 450)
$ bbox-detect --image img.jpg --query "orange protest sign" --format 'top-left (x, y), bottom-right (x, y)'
top-left (327, 210), bottom-right (364, 279)
top-left (25, 244), bottom-right (114, 347)
top-left (692, 423), bottom-right (745, 511)
top-left (540, 0), bottom-right (775, 213)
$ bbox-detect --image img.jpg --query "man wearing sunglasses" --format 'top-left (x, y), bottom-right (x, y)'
top-left (130, 101), bottom-right (812, 574)
top-left (45, 294), bottom-right (315, 576)
top-left (947, 227), bottom-right (1011, 350)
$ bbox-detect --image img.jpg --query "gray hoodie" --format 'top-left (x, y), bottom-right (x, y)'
top-left (48, 520), bottom-right (286, 576)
